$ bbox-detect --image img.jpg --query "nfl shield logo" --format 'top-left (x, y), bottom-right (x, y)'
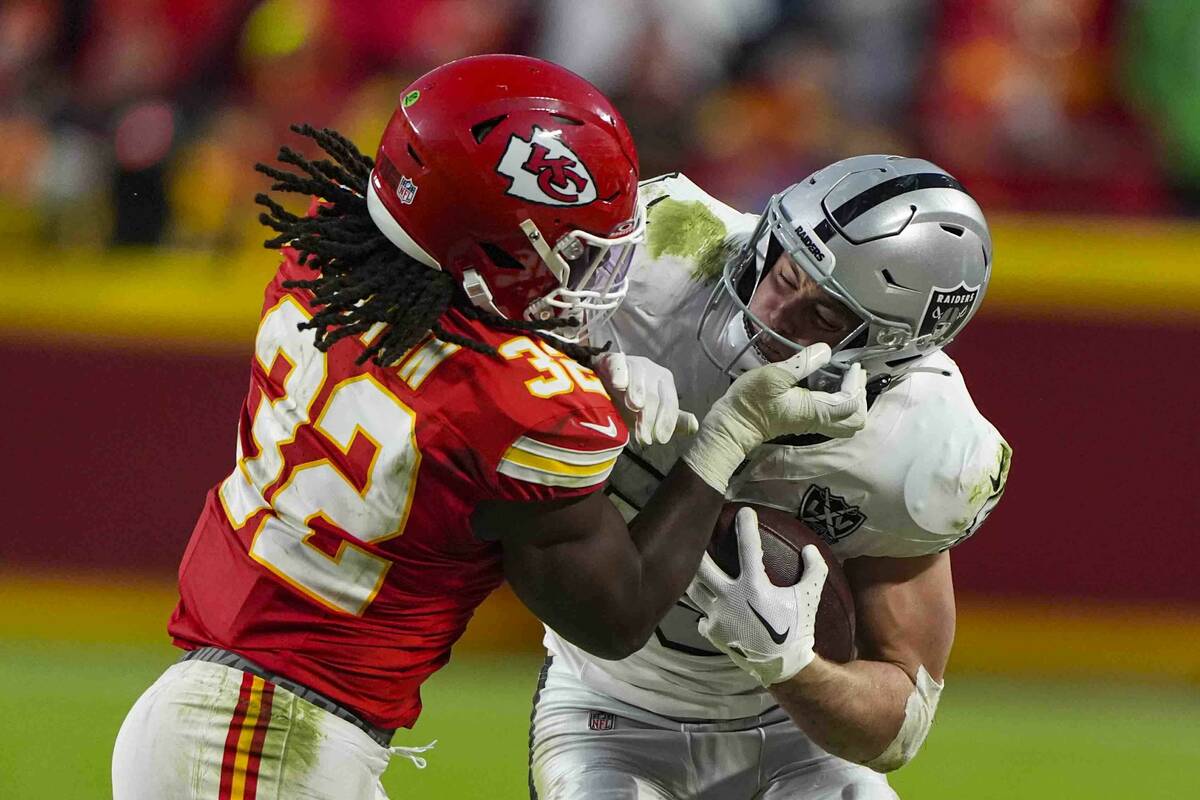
top-left (396, 176), bottom-right (418, 205)
top-left (588, 711), bottom-right (616, 731)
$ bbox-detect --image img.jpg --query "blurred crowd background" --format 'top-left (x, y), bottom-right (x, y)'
top-left (4, 0), bottom-right (1200, 252)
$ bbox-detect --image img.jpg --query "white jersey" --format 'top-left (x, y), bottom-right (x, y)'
top-left (544, 174), bottom-right (1012, 720)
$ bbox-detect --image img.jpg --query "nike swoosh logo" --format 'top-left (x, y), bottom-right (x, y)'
top-left (747, 602), bottom-right (789, 645)
top-left (579, 417), bottom-right (619, 438)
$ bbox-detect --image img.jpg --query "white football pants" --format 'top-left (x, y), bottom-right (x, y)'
top-left (530, 659), bottom-right (898, 800)
top-left (112, 659), bottom-right (412, 800)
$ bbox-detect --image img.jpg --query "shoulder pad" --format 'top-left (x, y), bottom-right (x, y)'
top-left (442, 327), bottom-right (629, 499)
top-left (904, 421), bottom-right (1011, 548)
top-left (900, 363), bottom-right (1011, 549)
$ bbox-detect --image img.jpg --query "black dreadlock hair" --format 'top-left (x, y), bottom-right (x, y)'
top-left (254, 123), bottom-right (607, 367)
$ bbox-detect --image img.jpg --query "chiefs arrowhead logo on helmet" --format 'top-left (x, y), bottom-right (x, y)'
top-left (496, 126), bottom-right (597, 207)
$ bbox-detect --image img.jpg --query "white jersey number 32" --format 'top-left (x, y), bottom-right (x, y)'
top-left (218, 297), bottom-right (421, 615)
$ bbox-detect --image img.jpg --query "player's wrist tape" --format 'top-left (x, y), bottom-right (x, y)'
top-left (864, 666), bottom-right (943, 773)
top-left (682, 350), bottom-right (861, 493)
top-left (681, 415), bottom-right (760, 494)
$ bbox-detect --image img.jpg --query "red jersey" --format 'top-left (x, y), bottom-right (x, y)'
top-left (169, 251), bottom-right (628, 729)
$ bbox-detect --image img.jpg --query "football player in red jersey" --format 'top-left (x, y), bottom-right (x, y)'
top-left (112, 55), bottom-right (868, 800)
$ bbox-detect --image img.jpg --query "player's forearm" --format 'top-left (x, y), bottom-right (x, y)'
top-left (768, 656), bottom-right (912, 765)
top-left (619, 462), bottom-right (725, 645)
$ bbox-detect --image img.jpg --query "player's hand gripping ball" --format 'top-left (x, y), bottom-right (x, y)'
top-left (687, 503), bottom-right (856, 686)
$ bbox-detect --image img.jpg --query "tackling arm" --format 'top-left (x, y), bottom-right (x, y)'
top-left (767, 551), bottom-right (955, 769)
top-left (476, 464), bottom-right (722, 660)
top-left (476, 344), bottom-right (867, 661)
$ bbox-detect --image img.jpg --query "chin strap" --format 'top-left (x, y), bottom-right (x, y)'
top-left (461, 269), bottom-right (505, 317)
top-left (905, 365), bottom-right (954, 377)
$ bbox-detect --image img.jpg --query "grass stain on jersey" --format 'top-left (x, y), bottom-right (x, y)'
top-left (958, 441), bottom-right (1013, 531)
top-left (968, 441), bottom-right (1012, 506)
top-left (646, 199), bottom-right (728, 279)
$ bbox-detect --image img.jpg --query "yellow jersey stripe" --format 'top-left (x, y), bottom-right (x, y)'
top-left (508, 435), bottom-right (627, 466)
top-left (500, 447), bottom-right (619, 478)
top-left (497, 459), bottom-right (618, 489)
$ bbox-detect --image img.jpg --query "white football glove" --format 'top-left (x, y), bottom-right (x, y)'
top-left (686, 507), bottom-right (829, 687)
top-left (593, 352), bottom-right (700, 447)
top-left (682, 343), bottom-right (866, 492)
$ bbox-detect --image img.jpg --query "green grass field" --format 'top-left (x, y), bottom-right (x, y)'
top-left (2, 640), bottom-right (1197, 799)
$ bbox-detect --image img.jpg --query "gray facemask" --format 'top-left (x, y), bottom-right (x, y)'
top-left (712, 309), bottom-right (769, 376)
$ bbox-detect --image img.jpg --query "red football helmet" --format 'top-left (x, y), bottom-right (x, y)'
top-left (366, 54), bottom-right (644, 342)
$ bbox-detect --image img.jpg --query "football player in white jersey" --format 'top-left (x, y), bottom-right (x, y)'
top-left (530, 156), bottom-right (1012, 799)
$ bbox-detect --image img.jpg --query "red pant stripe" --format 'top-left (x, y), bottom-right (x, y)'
top-left (218, 672), bottom-right (256, 800)
top-left (241, 681), bottom-right (275, 800)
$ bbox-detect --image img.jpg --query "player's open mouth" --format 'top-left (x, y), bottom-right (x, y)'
top-left (743, 314), bottom-right (793, 363)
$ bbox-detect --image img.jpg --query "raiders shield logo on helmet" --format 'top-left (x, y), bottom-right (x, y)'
top-left (496, 126), bottom-right (597, 207)
top-left (918, 282), bottom-right (980, 340)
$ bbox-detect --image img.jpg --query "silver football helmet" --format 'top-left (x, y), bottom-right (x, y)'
top-left (697, 155), bottom-right (992, 389)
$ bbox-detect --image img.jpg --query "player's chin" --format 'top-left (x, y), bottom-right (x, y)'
top-left (755, 339), bottom-right (806, 364)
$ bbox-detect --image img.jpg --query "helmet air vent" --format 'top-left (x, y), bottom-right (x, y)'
top-left (406, 144), bottom-right (424, 167)
top-left (881, 268), bottom-right (919, 293)
top-left (471, 115), bottom-right (508, 144)
top-left (940, 224), bottom-right (964, 237)
top-left (480, 241), bottom-right (524, 271)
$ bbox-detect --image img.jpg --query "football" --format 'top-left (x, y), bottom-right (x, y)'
top-left (708, 502), bottom-right (856, 662)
